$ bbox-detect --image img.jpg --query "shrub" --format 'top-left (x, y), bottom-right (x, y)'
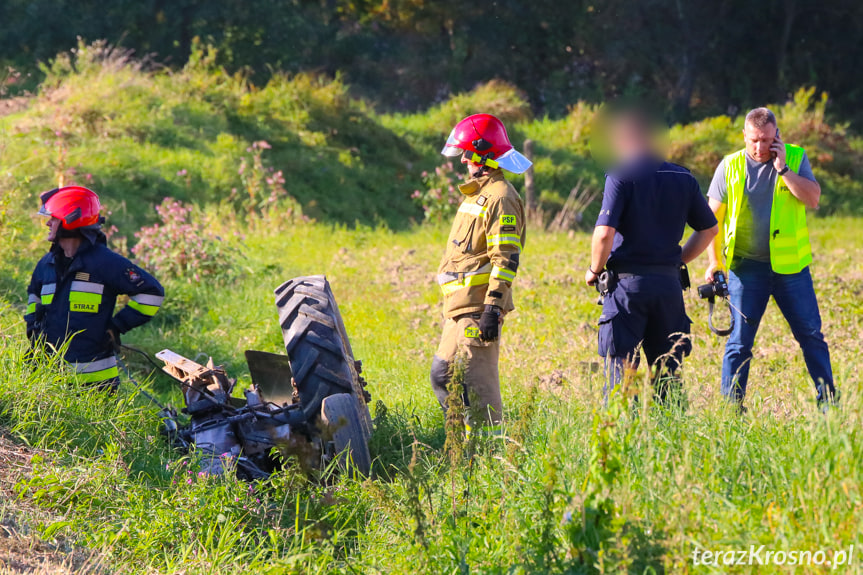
top-left (411, 161), bottom-right (462, 223)
top-left (427, 80), bottom-right (533, 128)
top-left (132, 198), bottom-right (236, 283)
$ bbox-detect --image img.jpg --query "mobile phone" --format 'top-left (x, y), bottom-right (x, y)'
top-left (771, 129), bottom-right (781, 159)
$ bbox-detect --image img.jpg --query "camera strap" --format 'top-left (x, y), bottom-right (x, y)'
top-left (706, 296), bottom-right (734, 336)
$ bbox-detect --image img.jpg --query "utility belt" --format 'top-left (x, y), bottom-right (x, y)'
top-left (609, 264), bottom-right (680, 279)
top-left (596, 263), bottom-right (691, 301)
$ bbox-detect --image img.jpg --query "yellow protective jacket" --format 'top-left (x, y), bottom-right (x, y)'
top-left (436, 169), bottom-right (526, 318)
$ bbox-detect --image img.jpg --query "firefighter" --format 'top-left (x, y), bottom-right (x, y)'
top-left (24, 186), bottom-right (164, 391)
top-left (587, 108), bottom-right (718, 402)
top-left (430, 113), bottom-right (530, 435)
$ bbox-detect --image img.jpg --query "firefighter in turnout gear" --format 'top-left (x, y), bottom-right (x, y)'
top-left (430, 114), bottom-right (530, 434)
top-left (25, 186), bottom-right (164, 391)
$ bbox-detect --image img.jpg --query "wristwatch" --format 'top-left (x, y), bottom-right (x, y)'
top-left (778, 164), bottom-right (790, 176)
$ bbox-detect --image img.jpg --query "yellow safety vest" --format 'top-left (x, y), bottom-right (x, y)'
top-left (723, 144), bottom-right (810, 274)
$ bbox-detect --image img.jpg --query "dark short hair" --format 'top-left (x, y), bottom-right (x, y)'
top-left (745, 107), bottom-right (777, 129)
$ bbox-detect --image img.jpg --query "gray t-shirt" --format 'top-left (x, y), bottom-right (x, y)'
top-left (707, 152), bottom-right (815, 262)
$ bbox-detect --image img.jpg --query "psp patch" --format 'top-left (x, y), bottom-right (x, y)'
top-left (126, 267), bottom-right (143, 285)
top-left (500, 214), bottom-right (517, 226)
top-left (464, 326), bottom-right (481, 339)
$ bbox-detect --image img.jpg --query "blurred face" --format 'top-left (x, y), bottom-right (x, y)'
top-left (607, 111), bottom-right (668, 163)
top-left (743, 122), bottom-right (778, 163)
top-left (461, 150), bottom-right (484, 177)
top-left (610, 117), bottom-right (649, 160)
top-left (46, 217), bottom-right (62, 242)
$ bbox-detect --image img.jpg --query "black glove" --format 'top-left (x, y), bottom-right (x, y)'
top-left (26, 326), bottom-right (42, 349)
top-left (107, 325), bottom-right (122, 352)
top-left (478, 305), bottom-right (502, 342)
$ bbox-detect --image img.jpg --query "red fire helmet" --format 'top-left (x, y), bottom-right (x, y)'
top-left (441, 113), bottom-right (532, 174)
top-left (38, 186), bottom-right (102, 230)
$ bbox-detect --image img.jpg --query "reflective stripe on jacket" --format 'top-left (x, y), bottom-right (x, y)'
top-left (437, 169), bottom-right (526, 318)
top-left (723, 144), bottom-right (809, 274)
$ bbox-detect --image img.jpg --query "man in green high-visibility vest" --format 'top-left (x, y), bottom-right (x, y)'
top-left (704, 107), bottom-right (835, 409)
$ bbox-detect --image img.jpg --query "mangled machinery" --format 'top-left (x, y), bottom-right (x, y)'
top-left (157, 276), bottom-right (372, 478)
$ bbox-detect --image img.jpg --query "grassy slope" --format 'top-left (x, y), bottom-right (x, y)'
top-left (1, 218), bottom-right (862, 574)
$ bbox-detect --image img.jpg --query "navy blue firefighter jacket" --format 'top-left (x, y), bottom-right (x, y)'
top-left (24, 233), bottom-right (164, 382)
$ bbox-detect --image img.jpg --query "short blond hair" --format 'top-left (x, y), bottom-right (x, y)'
top-left (745, 107), bottom-right (777, 129)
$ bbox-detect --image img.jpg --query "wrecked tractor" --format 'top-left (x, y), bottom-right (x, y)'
top-left (157, 276), bottom-right (373, 479)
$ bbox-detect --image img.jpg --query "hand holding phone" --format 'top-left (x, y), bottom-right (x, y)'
top-left (770, 128), bottom-right (786, 171)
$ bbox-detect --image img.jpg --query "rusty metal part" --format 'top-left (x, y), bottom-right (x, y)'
top-left (155, 349), bottom-right (234, 410)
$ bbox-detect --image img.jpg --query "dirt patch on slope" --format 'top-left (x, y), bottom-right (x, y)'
top-left (0, 431), bottom-right (103, 574)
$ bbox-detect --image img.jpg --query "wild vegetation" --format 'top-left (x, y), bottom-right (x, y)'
top-left (1, 46), bottom-right (862, 573)
top-left (2, 1), bottom-right (862, 127)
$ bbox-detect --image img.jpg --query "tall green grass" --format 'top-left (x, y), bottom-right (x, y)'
top-left (1, 217), bottom-right (861, 573)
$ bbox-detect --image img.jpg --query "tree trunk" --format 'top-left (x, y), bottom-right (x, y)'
top-left (523, 139), bottom-right (537, 213)
top-left (777, 0), bottom-right (798, 95)
top-left (671, 0), bottom-right (697, 123)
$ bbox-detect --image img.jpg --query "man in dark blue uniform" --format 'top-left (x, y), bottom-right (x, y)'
top-left (25, 186), bottom-right (164, 391)
top-left (585, 109), bottom-right (718, 402)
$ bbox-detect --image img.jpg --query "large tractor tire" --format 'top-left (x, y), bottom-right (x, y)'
top-left (273, 276), bottom-right (372, 441)
top-left (321, 393), bottom-right (372, 477)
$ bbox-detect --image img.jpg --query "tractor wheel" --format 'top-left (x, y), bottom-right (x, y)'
top-left (273, 275), bottom-right (372, 441)
top-left (321, 393), bottom-right (372, 477)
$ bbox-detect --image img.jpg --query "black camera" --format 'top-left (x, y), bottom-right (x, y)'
top-left (697, 271), bottom-right (729, 301)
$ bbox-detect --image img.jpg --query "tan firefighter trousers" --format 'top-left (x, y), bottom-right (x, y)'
top-left (430, 312), bottom-right (503, 428)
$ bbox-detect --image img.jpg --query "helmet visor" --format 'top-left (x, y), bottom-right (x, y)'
top-left (38, 188), bottom-right (59, 217)
top-left (441, 129), bottom-right (465, 157)
top-left (496, 149), bottom-right (533, 174)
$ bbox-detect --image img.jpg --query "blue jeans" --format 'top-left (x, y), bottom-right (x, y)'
top-left (721, 259), bottom-right (834, 403)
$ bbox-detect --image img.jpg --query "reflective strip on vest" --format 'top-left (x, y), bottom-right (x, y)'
top-left (69, 282), bottom-right (103, 313)
top-left (74, 356), bottom-right (119, 384)
top-left (26, 294), bottom-right (39, 315)
top-left (69, 281), bottom-right (105, 313)
top-left (458, 202), bottom-right (488, 218)
top-left (724, 144), bottom-right (809, 274)
top-left (491, 265), bottom-right (516, 282)
top-left (128, 293), bottom-right (163, 317)
top-left (486, 234), bottom-right (522, 250)
top-left (70, 280), bottom-right (104, 294)
top-left (41, 283), bottom-right (56, 305)
top-left (465, 423), bottom-right (503, 439)
top-left (438, 264), bottom-right (492, 295)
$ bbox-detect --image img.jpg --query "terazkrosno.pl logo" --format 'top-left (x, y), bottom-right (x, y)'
top-left (692, 545), bottom-right (855, 569)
